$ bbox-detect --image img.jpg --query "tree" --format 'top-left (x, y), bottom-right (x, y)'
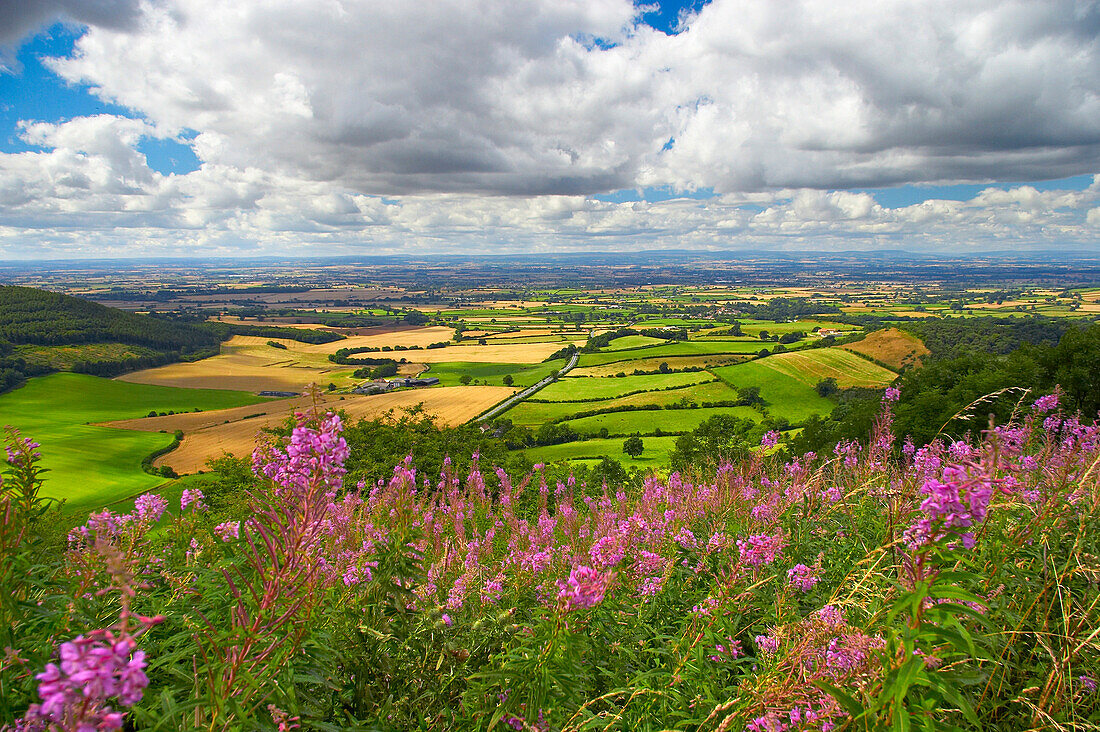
top-left (815, 377), bottom-right (839, 398)
top-left (502, 374), bottom-right (514, 386)
top-left (658, 362), bottom-right (670, 373)
top-left (623, 436), bottom-right (644, 458)
top-left (459, 374), bottom-right (473, 385)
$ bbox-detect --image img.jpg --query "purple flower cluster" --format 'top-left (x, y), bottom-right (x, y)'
top-left (1032, 392), bottom-right (1059, 413)
top-left (737, 533), bottom-right (784, 567)
top-left (904, 465), bottom-right (995, 548)
top-left (556, 565), bottom-right (609, 611)
top-left (213, 520), bottom-right (240, 541)
top-left (25, 630), bottom-right (149, 731)
top-left (133, 493), bottom-right (167, 523)
top-left (180, 488), bottom-right (206, 512)
top-left (787, 563), bottom-right (819, 591)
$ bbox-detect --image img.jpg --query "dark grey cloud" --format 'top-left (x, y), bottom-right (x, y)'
top-left (0, 0), bottom-right (141, 50)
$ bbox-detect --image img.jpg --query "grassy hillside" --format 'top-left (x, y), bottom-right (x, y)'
top-left (0, 373), bottom-right (265, 510)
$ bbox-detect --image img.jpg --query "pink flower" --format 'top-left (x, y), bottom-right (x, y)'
top-left (1032, 393), bottom-right (1059, 413)
top-left (180, 488), bottom-right (206, 512)
top-left (737, 534), bottom-right (784, 567)
top-left (213, 521), bottom-right (240, 541)
top-left (761, 431), bottom-right (779, 449)
top-left (133, 493), bottom-right (167, 523)
top-left (787, 564), bottom-right (819, 591)
top-left (755, 634), bottom-right (779, 654)
top-left (557, 565), bottom-right (610, 611)
top-left (28, 630), bottom-right (148, 731)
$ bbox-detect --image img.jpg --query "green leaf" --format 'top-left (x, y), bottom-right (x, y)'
top-left (813, 679), bottom-right (866, 720)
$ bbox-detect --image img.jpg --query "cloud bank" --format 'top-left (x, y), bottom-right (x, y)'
top-left (2, 0), bottom-right (1099, 257)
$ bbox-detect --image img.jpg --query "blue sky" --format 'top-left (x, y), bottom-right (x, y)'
top-left (0, 0), bottom-right (1097, 259)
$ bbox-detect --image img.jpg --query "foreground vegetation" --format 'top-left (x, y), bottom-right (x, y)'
top-left (2, 387), bottom-right (1097, 730)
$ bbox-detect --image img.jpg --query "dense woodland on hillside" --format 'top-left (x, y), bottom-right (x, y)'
top-left (0, 287), bottom-right (219, 352)
top-left (793, 320), bottom-right (1100, 453)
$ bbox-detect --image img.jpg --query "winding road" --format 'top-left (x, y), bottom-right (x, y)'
top-left (474, 347), bottom-right (580, 423)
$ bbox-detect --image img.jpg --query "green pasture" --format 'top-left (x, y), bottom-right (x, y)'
top-left (606, 335), bottom-right (667, 350)
top-left (570, 355), bottom-right (747, 377)
top-left (736, 319), bottom-right (855, 335)
top-left (422, 360), bottom-right (565, 387)
top-left (0, 373), bottom-right (265, 512)
top-left (761, 348), bottom-right (897, 388)
top-left (712, 359), bottom-right (835, 423)
top-left (579, 340), bottom-right (766, 367)
top-left (525, 435), bottom-right (680, 468)
top-left (507, 380), bottom-right (740, 426)
top-left (541, 371), bottom-right (715, 401)
top-left (560, 406), bottom-right (760, 437)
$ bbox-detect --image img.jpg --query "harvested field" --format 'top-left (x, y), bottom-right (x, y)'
top-left (758, 348), bottom-right (897, 388)
top-left (406, 342), bottom-right (580, 363)
top-left (117, 336), bottom-right (355, 392)
top-left (105, 386), bottom-right (512, 474)
top-left (302, 326), bottom-right (456, 353)
top-left (841, 328), bottom-right (929, 370)
top-left (481, 329), bottom-right (558, 340)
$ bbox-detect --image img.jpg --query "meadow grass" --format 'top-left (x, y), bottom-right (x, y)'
top-left (506, 380), bottom-right (741, 426)
top-left (524, 434), bottom-right (680, 466)
top-left (540, 371), bottom-right (715, 401)
top-left (0, 373), bottom-right (264, 510)
top-left (605, 335), bottom-right (667, 350)
top-left (712, 358), bottom-right (835, 423)
top-left (560, 405), bottom-right (760, 436)
top-left (418, 360), bottom-right (564, 388)
top-left (578, 340), bottom-right (766, 367)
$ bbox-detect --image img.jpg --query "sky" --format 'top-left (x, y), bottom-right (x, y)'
top-left (0, 0), bottom-right (1098, 260)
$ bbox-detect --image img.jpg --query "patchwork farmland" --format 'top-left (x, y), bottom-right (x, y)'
top-left (0, 281), bottom-right (934, 496)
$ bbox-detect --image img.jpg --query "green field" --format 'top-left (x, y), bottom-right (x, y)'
top-left (508, 380), bottom-right (741, 426)
top-left (525, 435), bottom-right (681, 467)
top-left (560, 406), bottom-right (760, 437)
top-left (419, 360), bottom-right (564, 388)
top-left (579, 340), bottom-right (766, 367)
top-left (712, 355), bottom-right (848, 423)
top-left (540, 371), bottom-right (715, 401)
top-left (606, 335), bottom-right (667, 350)
top-left (0, 374), bottom-right (265, 511)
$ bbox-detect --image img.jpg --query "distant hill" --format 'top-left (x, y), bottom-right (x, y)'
top-left (0, 286), bottom-right (222, 389)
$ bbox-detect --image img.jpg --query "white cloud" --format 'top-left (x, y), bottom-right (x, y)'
top-left (2, 0), bottom-right (1099, 256)
top-left (43, 0), bottom-right (1100, 197)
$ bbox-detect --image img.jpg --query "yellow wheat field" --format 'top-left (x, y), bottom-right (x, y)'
top-left (103, 386), bottom-right (511, 474)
